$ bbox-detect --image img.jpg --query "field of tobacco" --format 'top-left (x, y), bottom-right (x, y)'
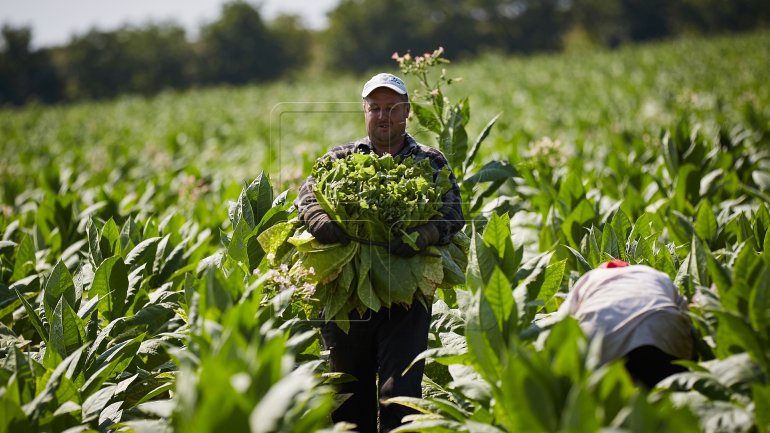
top-left (1, 31), bottom-right (769, 432)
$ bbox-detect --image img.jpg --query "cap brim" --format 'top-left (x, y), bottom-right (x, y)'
top-left (361, 83), bottom-right (408, 98)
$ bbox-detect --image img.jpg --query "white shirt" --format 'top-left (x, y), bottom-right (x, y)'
top-left (558, 265), bottom-right (693, 365)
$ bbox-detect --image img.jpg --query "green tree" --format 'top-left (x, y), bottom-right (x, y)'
top-left (0, 25), bottom-right (62, 105)
top-left (672, 0), bottom-right (770, 33)
top-left (118, 24), bottom-right (196, 94)
top-left (268, 14), bottom-right (313, 75)
top-left (198, 1), bottom-right (284, 85)
top-left (481, 0), bottom-right (571, 53)
top-left (324, 0), bottom-right (426, 72)
top-left (59, 23), bottom-right (194, 100)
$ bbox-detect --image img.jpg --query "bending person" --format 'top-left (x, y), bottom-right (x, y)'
top-left (557, 260), bottom-right (694, 388)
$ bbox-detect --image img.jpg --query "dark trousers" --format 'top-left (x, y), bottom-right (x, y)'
top-left (321, 303), bottom-right (431, 433)
top-left (624, 345), bottom-right (687, 389)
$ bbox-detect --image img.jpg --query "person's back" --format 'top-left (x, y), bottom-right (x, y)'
top-left (559, 263), bottom-right (693, 387)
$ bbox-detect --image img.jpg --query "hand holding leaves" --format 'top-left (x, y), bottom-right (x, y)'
top-left (389, 222), bottom-right (440, 257)
top-left (305, 206), bottom-right (350, 245)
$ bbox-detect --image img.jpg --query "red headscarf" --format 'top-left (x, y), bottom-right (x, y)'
top-left (598, 259), bottom-right (629, 269)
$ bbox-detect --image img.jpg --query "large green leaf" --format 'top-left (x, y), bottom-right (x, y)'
top-left (6, 346), bottom-right (35, 404)
top-left (694, 200), bottom-right (718, 243)
top-left (562, 200), bottom-right (596, 248)
top-left (611, 209), bottom-right (632, 252)
top-left (753, 203), bottom-right (769, 248)
top-left (85, 318), bottom-right (125, 368)
top-left (483, 212), bottom-right (510, 260)
top-left (43, 260), bottom-right (76, 323)
top-left (724, 242), bottom-right (762, 314)
top-left (13, 287), bottom-right (47, 344)
top-left (410, 331), bottom-right (470, 368)
top-left (538, 259), bottom-right (566, 309)
top-left (298, 241), bottom-right (357, 285)
top-left (356, 246), bottom-right (380, 311)
top-left (101, 218), bottom-right (121, 257)
top-left (707, 252), bottom-right (732, 295)
top-left (689, 235), bottom-right (709, 288)
top-left (391, 419), bottom-right (465, 433)
top-left (563, 245), bottom-right (591, 274)
top-left (482, 266), bottom-right (513, 332)
top-left (558, 170), bottom-right (586, 211)
top-left (466, 231), bottom-right (498, 291)
top-left (411, 249), bottom-right (444, 299)
top-left (561, 385), bottom-right (600, 433)
top-left (119, 216), bottom-right (140, 254)
top-left (249, 365), bottom-right (320, 433)
top-left (753, 383), bottom-right (770, 433)
top-left (544, 316), bottom-right (586, 381)
top-left (513, 251), bottom-right (552, 305)
top-left (672, 163), bottom-right (700, 212)
top-left (463, 113), bottom-right (501, 176)
top-left (90, 256), bottom-right (129, 321)
top-left (440, 105), bottom-right (469, 176)
top-left (748, 266), bottom-right (770, 336)
top-left (237, 188), bottom-right (255, 229)
top-left (245, 172), bottom-right (274, 227)
top-left (464, 160), bottom-right (518, 186)
top-left (82, 333), bottom-right (145, 396)
top-left (11, 234), bottom-right (35, 282)
top-left (87, 219), bottom-right (104, 267)
top-left (412, 101), bottom-right (442, 134)
top-left (0, 397), bottom-right (30, 433)
top-left (714, 311), bottom-right (769, 374)
top-left (226, 218), bottom-right (255, 265)
top-left (657, 372), bottom-right (733, 401)
top-left (369, 252), bottom-right (418, 306)
top-left (81, 384), bottom-right (116, 423)
top-left (439, 243), bottom-right (466, 288)
top-left (157, 241), bottom-right (186, 283)
top-left (125, 237), bottom-right (161, 269)
top-left (465, 289), bottom-right (503, 382)
top-left (124, 303), bottom-right (177, 335)
top-left (764, 227), bottom-right (770, 266)
top-left (23, 346), bottom-right (86, 420)
top-left (600, 224), bottom-right (620, 260)
top-left (49, 297), bottom-right (85, 360)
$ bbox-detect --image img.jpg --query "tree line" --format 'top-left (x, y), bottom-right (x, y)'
top-left (1, 0), bottom-right (768, 106)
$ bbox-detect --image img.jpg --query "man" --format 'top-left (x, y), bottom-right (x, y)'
top-left (295, 73), bottom-right (464, 432)
top-left (557, 260), bottom-right (694, 388)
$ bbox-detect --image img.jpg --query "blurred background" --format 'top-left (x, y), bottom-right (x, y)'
top-left (1, 0), bottom-right (768, 106)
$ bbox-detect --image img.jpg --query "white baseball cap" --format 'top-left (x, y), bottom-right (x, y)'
top-left (361, 73), bottom-right (408, 99)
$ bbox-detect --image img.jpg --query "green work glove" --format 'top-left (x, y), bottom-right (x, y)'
top-left (388, 222), bottom-right (440, 258)
top-left (305, 207), bottom-right (350, 245)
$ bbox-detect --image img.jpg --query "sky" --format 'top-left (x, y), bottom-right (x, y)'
top-left (0, 0), bottom-right (339, 48)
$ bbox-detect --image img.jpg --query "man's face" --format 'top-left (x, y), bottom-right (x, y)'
top-left (363, 87), bottom-right (410, 153)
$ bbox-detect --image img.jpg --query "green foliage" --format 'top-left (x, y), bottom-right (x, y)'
top-left (394, 47), bottom-right (515, 219)
top-left (59, 23), bottom-right (195, 100)
top-left (1, 32), bottom-right (769, 433)
top-left (173, 294), bottom-right (335, 433)
top-left (199, 2), bottom-right (284, 85)
top-left (259, 153), bottom-right (468, 330)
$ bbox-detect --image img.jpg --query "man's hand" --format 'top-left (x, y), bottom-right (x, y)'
top-left (306, 208), bottom-right (350, 245)
top-left (388, 222), bottom-right (440, 258)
